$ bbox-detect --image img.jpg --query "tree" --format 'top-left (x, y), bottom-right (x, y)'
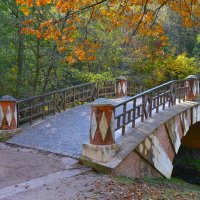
top-left (16, 0), bottom-right (200, 63)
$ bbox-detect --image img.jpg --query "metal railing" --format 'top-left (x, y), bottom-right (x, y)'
top-left (17, 82), bottom-right (95, 126)
top-left (114, 80), bottom-right (189, 136)
top-left (17, 80), bottom-right (144, 126)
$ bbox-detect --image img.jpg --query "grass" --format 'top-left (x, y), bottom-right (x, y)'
top-left (115, 176), bottom-right (200, 199)
top-left (115, 176), bottom-right (135, 185)
top-left (144, 176), bottom-right (200, 191)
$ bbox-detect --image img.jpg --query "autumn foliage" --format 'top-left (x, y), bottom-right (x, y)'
top-left (16, 0), bottom-right (200, 63)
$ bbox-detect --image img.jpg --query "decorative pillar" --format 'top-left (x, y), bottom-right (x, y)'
top-left (0, 95), bottom-right (20, 141)
top-left (116, 76), bottom-right (127, 98)
top-left (185, 75), bottom-right (199, 101)
top-left (82, 99), bottom-right (118, 163)
top-left (0, 95), bottom-right (18, 130)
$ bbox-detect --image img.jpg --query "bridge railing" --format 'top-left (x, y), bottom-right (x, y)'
top-left (15, 78), bottom-right (144, 126)
top-left (114, 80), bottom-right (189, 136)
top-left (16, 82), bottom-right (95, 125)
top-left (83, 75), bottom-right (199, 163)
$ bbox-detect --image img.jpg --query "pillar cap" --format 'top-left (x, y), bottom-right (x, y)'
top-left (185, 75), bottom-right (198, 80)
top-left (116, 76), bottom-right (127, 81)
top-left (92, 98), bottom-right (115, 106)
top-left (0, 95), bottom-right (16, 102)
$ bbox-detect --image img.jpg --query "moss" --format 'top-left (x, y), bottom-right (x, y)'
top-left (81, 156), bottom-right (112, 174)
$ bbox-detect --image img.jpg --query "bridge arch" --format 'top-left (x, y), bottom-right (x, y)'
top-left (181, 121), bottom-right (200, 149)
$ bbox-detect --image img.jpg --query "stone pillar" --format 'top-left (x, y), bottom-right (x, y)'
top-left (0, 95), bottom-right (18, 130)
top-left (185, 75), bottom-right (199, 101)
top-left (82, 99), bottom-right (118, 163)
top-left (0, 95), bottom-right (20, 141)
top-left (116, 76), bottom-right (127, 98)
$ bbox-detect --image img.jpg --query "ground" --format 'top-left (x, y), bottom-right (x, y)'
top-left (0, 143), bottom-right (200, 200)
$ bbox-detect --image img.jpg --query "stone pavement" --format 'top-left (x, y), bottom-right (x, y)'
top-left (7, 98), bottom-right (133, 158)
top-left (7, 104), bottom-right (92, 158)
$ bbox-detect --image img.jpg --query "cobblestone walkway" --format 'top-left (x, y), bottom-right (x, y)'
top-left (7, 98), bottom-right (131, 158)
top-left (7, 104), bottom-right (92, 158)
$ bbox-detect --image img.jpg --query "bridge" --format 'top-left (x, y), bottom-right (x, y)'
top-left (0, 75), bottom-right (199, 179)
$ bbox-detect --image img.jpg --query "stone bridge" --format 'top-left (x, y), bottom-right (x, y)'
top-left (0, 75), bottom-right (200, 179)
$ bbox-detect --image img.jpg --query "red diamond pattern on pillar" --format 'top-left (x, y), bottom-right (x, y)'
top-left (0, 101), bottom-right (17, 130)
top-left (90, 105), bottom-right (115, 145)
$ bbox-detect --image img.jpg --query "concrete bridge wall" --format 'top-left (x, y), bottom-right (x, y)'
top-left (82, 101), bottom-right (200, 179)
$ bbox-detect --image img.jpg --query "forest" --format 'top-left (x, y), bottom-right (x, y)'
top-left (0, 0), bottom-right (200, 99)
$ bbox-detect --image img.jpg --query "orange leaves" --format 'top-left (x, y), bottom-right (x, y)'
top-left (16, 0), bottom-right (200, 65)
top-left (16, 0), bottom-right (51, 15)
top-left (75, 47), bottom-right (86, 61)
top-left (17, 0), bottom-right (51, 7)
top-left (65, 56), bottom-right (76, 64)
top-left (39, 21), bottom-right (52, 29)
top-left (36, 0), bottom-right (52, 7)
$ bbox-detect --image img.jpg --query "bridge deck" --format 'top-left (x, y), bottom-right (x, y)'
top-left (7, 97), bottom-right (179, 158)
top-left (7, 98), bottom-right (134, 158)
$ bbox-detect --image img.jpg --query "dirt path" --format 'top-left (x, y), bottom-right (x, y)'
top-left (1, 143), bottom-right (200, 200)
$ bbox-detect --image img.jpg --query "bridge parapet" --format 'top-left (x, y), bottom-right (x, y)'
top-left (82, 75), bottom-right (200, 178)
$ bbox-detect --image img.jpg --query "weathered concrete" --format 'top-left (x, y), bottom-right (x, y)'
top-left (82, 101), bottom-right (200, 179)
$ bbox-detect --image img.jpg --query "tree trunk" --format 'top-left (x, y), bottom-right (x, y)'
top-left (33, 39), bottom-right (41, 95)
top-left (16, 16), bottom-right (25, 97)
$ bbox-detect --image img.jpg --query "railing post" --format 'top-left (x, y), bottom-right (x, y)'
top-left (185, 75), bottom-right (199, 101)
top-left (82, 99), bottom-right (118, 163)
top-left (116, 76), bottom-right (127, 98)
top-left (0, 95), bottom-right (20, 140)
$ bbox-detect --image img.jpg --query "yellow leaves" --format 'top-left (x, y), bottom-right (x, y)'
top-left (21, 7), bottom-right (30, 16)
top-left (75, 48), bottom-right (86, 61)
top-left (65, 56), bottom-right (76, 64)
top-left (36, 0), bottom-right (52, 7)
top-left (68, 37), bottom-right (74, 43)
